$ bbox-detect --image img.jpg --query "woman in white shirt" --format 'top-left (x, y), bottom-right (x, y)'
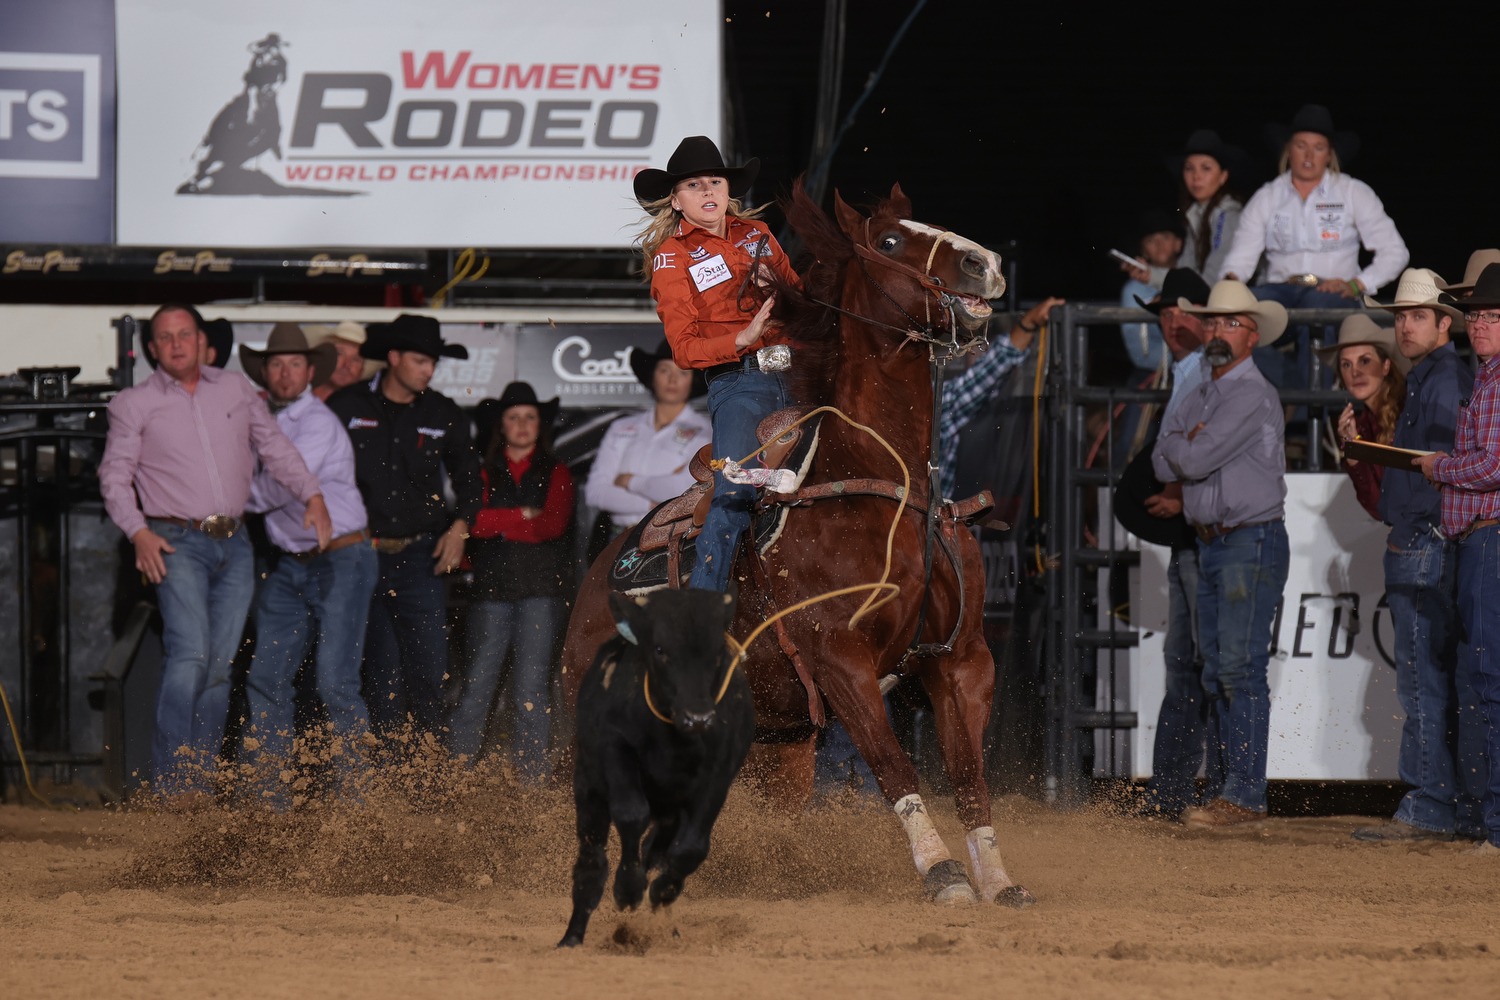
top-left (584, 339), bottom-right (712, 535)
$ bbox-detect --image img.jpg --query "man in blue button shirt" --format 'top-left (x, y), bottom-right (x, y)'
top-left (1356, 268), bottom-right (1476, 841)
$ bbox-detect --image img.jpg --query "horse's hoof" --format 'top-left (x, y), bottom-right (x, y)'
top-left (995, 885), bottom-right (1036, 909)
top-left (922, 859), bottom-right (978, 906)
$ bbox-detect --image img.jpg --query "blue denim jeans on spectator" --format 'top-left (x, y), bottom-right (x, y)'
top-left (691, 367), bottom-right (789, 591)
top-left (1250, 284), bottom-right (1353, 429)
top-left (244, 542), bottom-right (378, 806)
top-left (363, 534), bottom-right (450, 739)
top-left (1147, 545), bottom-right (1205, 815)
top-left (149, 519), bottom-right (254, 794)
top-left (1196, 520), bottom-right (1289, 813)
top-left (1455, 525), bottom-right (1500, 845)
top-left (1384, 523), bottom-right (1459, 833)
top-left (450, 596), bottom-right (561, 778)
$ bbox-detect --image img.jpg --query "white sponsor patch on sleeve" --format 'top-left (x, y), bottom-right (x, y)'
top-left (688, 254), bottom-right (732, 292)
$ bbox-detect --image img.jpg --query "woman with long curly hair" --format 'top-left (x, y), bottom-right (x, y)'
top-left (1321, 314), bottom-right (1408, 519)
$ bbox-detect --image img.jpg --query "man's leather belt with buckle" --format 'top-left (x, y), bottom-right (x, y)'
top-left (280, 529), bottom-right (371, 563)
top-left (149, 514), bottom-right (241, 540)
top-left (1193, 518), bottom-right (1277, 543)
top-left (370, 534), bottom-right (423, 554)
top-left (1286, 273), bottom-right (1320, 287)
top-left (1456, 518), bottom-right (1500, 542)
top-left (705, 344), bottom-right (792, 384)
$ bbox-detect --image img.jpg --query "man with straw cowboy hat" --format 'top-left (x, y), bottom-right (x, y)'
top-left (1415, 263), bottom-right (1500, 851)
top-left (305, 320), bottom-right (384, 401)
top-left (1152, 279), bottom-right (1290, 829)
top-left (1339, 267), bottom-right (1477, 842)
top-left (238, 323), bottom-right (378, 807)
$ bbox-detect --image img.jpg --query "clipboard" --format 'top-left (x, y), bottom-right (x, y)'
top-left (1342, 439), bottom-right (1433, 470)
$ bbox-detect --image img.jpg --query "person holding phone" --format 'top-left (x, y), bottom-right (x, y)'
top-left (632, 135), bottom-right (801, 591)
top-left (1318, 313), bottom-right (1408, 520)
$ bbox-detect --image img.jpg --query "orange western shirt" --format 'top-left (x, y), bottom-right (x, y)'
top-left (649, 215), bottom-right (801, 370)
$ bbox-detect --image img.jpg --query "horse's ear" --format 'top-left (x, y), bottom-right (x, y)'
top-left (887, 183), bottom-right (912, 219)
top-left (833, 189), bottom-right (864, 238)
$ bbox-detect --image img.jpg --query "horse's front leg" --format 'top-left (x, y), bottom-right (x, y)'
top-left (820, 659), bottom-right (977, 906)
top-left (920, 640), bottom-right (1035, 909)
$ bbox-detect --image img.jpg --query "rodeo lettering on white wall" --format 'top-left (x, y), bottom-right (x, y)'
top-left (116, 0), bottom-right (720, 248)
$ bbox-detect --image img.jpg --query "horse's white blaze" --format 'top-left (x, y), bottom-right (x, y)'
top-left (894, 792), bottom-right (952, 875)
top-left (965, 825), bottom-right (1014, 903)
top-left (899, 221), bottom-right (1004, 296)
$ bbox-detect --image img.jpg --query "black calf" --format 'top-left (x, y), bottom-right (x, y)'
top-left (559, 587), bottom-right (753, 948)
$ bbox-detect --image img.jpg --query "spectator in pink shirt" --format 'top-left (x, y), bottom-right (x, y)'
top-left (99, 303), bottom-right (332, 799)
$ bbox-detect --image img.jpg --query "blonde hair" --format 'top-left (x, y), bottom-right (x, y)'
top-left (634, 190), bottom-right (769, 280)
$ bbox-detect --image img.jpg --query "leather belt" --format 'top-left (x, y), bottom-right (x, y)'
top-left (148, 514), bottom-right (241, 540)
top-left (279, 529), bottom-right (371, 563)
top-left (1456, 518), bottom-right (1500, 543)
top-left (1193, 518), bottom-right (1278, 543)
top-left (370, 533), bottom-right (424, 554)
top-left (705, 344), bottom-right (792, 384)
top-left (705, 354), bottom-right (765, 384)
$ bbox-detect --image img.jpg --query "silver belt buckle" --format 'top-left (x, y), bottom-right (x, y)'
top-left (756, 344), bottom-right (791, 373)
top-left (1287, 273), bottom-right (1319, 287)
top-left (198, 514), bottom-right (238, 540)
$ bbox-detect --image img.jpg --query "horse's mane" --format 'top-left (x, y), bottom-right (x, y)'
top-left (771, 179), bottom-right (857, 405)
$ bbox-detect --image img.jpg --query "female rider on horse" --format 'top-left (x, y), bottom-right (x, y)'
top-left (633, 136), bottom-right (801, 591)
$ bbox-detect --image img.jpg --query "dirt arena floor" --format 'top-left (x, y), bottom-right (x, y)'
top-left (4, 763), bottom-right (1499, 1000)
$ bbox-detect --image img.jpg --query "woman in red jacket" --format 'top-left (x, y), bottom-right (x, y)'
top-left (1323, 314), bottom-right (1408, 519)
top-left (633, 135), bottom-right (799, 591)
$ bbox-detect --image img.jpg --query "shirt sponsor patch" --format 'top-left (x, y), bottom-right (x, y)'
top-left (348, 417), bottom-right (379, 430)
top-left (652, 251), bottom-right (677, 271)
top-left (688, 245), bottom-right (710, 260)
top-left (417, 426), bottom-right (446, 438)
top-left (689, 253), bottom-right (732, 292)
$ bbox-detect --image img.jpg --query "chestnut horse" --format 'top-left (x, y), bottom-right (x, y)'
top-left (562, 182), bottom-right (1031, 907)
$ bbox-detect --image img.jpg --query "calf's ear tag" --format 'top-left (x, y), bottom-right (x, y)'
top-left (616, 621), bottom-right (639, 646)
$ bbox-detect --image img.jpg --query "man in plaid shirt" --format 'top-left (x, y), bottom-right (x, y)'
top-left (938, 296), bottom-right (1063, 500)
top-left (1418, 262), bottom-right (1500, 853)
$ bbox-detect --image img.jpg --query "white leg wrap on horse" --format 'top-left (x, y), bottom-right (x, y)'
top-left (894, 793), bottom-right (951, 875)
top-left (966, 826), bottom-right (1013, 903)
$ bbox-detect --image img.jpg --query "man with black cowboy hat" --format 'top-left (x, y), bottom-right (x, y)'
top-left (1340, 267), bottom-right (1474, 842)
top-left (326, 313), bottom-right (482, 741)
top-left (100, 303), bottom-right (331, 799)
top-left (239, 323), bottom-right (378, 806)
top-left (1417, 262), bottom-right (1500, 853)
top-left (584, 337), bottom-right (711, 536)
top-left (1153, 280), bottom-right (1290, 829)
top-left (1119, 267), bottom-right (1212, 820)
top-left (632, 134), bottom-right (801, 591)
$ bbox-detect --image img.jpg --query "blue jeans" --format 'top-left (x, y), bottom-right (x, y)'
top-left (1250, 283), bottom-right (1352, 400)
top-left (1455, 525), bottom-right (1500, 845)
top-left (1196, 520), bottom-right (1290, 813)
top-left (691, 367), bottom-right (789, 591)
top-left (1384, 523), bottom-right (1459, 833)
top-left (363, 535), bottom-right (450, 739)
top-left (149, 520), bottom-right (255, 794)
top-left (1147, 545), bottom-right (1205, 814)
top-left (244, 542), bottom-right (378, 804)
top-left (451, 596), bottom-right (561, 778)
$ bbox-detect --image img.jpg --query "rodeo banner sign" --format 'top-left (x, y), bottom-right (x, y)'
top-left (116, 0), bottom-right (720, 248)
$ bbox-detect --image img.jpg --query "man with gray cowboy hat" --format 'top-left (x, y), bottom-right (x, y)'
top-left (1416, 262), bottom-right (1500, 852)
top-left (1439, 249), bottom-right (1500, 298)
top-left (325, 314), bottom-right (482, 741)
top-left (239, 323), bottom-right (379, 807)
top-left (1152, 280), bottom-right (1290, 829)
top-left (1342, 267), bottom-right (1478, 842)
top-left (305, 320), bottom-right (385, 402)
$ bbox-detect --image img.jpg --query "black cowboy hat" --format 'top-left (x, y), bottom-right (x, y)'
top-left (360, 313), bottom-right (467, 361)
top-left (632, 135), bottom-right (760, 206)
top-left (1136, 208), bottom-right (1184, 241)
top-left (1135, 267), bottom-right (1212, 316)
top-left (238, 322), bottom-right (338, 390)
top-left (1265, 103), bottom-right (1360, 165)
top-left (474, 381), bottom-right (561, 451)
top-left (1112, 448), bottom-right (1195, 550)
top-left (141, 309), bottom-right (233, 370)
top-left (1459, 263), bottom-right (1500, 310)
top-left (628, 339), bottom-right (707, 399)
top-left (1163, 128), bottom-right (1250, 181)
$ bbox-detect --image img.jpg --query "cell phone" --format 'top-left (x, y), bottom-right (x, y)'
top-left (1108, 248), bottom-right (1142, 268)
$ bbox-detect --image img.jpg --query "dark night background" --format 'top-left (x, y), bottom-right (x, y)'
top-left (722, 0), bottom-right (1499, 305)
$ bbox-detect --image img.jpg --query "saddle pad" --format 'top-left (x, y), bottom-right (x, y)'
top-left (608, 499), bottom-right (792, 596)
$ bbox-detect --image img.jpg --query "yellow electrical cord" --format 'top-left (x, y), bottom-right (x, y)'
top-left (0, 676), bottom-right (60, 808)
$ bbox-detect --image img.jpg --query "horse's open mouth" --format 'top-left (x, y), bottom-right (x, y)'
top-left (949, 293), bottom-right (993, 328)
